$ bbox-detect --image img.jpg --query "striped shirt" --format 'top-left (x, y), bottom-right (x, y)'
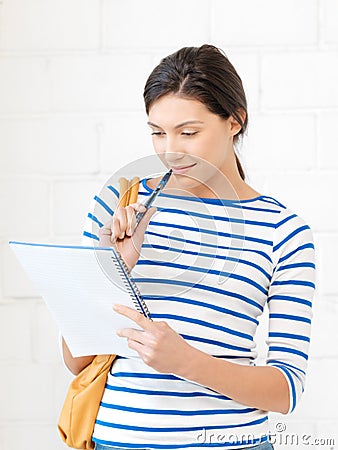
top-left (81, 177), bottom-right (316, 449)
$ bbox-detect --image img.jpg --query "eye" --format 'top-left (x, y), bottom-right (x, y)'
top-left (151, 131), bottom-right (165, 136)
top-left (181, 131), bottom-right (198, 136)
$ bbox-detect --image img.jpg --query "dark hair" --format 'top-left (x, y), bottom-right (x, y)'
top-left (143, 44), bottom-right (248, 180)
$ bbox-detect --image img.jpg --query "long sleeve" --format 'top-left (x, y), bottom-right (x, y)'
top-left (81, 181), bottom-right (120, 246)
top-left (266, 207), bottom-right (316, 414)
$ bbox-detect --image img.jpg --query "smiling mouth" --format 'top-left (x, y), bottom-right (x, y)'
top-left (171, 163), bottom-right (197, 174)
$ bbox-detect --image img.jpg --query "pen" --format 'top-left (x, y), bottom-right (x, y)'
top-left (135, 169), bottom-right (173, 225)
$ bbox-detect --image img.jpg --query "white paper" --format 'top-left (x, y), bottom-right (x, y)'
top-left (9, 241), bottom-right (146, 358)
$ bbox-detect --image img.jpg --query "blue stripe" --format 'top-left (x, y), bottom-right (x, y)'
top-left (276, 213), bottom-right (297, 228)
top-left (9, 240), bottom-right (107, 250)
top-left (95, 415), bottom-right (268, 434)
top-left (141, 244), bottom-right (271, 280)
top-left (269, 346), bottom-right (308, 360)
top-left (151, 313), bottom-right (253, 341)
top-left (105, 384), bottom-right (231, 399)
top-left (143, 295), bottom-right (259, 324)
top-left (270, 365), bottom-right (297, 412)
top-left (107, 185), bottom-right (119, 198)
top-left (181, 333), bottom-right (251, 353)
top-left (268, 332), bottom-right (310, 342)
top-left (100, 402), bottom-right (256, 416)
top-left (274, 225), bottom-right (310, 252)
top-left (260, 197), bottom-right (285, 208)
top-left (149, 220), bottom-right (272, 247)
top-left (111, 372), bottom-right (180, 380)
top-left (267, 359), bottom-right (306, 376)
top-left (133, 278), bottom-right (264, 312)
top-left (277, 262), bottom-right (316, 271)
top-left (145, 231), bottom-right (272, 262)
top-left (268, 362), bottom-right (303, 384)
top-left (267, 294), bottom-right (312, 308)
top-left (137, 260), bottom-right (268, 295)
top-left (271, 279), bottom-right (315, 289)
top-left (87, 212), bottom-right (103, 227)
top-left (94, 195), bottom-right (114, 216)
top-left (156, 207), bottom-right (276, 229)
top-left (82, 230), bottom-right (99, 241)
top-left (93, 434), bottom-right (268, 449)
top-left (269, 313), bottom-right (311, 324)
top-left (278, 243), bottom-right (315, 264)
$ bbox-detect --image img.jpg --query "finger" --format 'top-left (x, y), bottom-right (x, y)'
top-left (113, 304), bottom-right (153, 331)
top-left (125, 206), bottom-right (136, 236)
top-left (99, 220), bottom-right (114, 246)
top-left (117, 327), bottom-right (147, 345)
top-left (113, 208), bottom-right (127, 239)
top-left (134, 206), bottom-right (157, 234)
top-left (124, 203), bottom-right (147, 236)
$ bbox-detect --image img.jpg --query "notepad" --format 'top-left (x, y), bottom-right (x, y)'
top-left (9, 241), bottom-right (151, 358)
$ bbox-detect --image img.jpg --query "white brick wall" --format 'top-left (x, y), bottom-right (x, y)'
top-left (1, 1), bottom-right (337, 449)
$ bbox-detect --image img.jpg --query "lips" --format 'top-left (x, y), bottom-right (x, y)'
top-left (171, 163), bottom-right (197, 174)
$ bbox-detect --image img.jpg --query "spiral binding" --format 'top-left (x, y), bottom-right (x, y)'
top-left (111, 245), bottom-right (152, 320)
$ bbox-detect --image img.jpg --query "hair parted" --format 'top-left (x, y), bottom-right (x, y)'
top-left (143, 44), bottom-right (248, 180)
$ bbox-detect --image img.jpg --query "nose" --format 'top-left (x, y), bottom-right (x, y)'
top-left (163, 137), bottom-right (186, 164)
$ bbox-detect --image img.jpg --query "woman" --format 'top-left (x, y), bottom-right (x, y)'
top-left (62, 44), bottom-right (316, 449)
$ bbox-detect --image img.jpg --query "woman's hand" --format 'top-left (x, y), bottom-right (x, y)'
top-left (99, 203), bottom-right (157, 271)
top-left (113, 304), bottom-right (196, 375)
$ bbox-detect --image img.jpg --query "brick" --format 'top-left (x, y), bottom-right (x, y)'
top-left (314, 421), bottom-right (338, 449)
top-left (45, 116), bottom-right (100, 174)
top-left (0, 423), bottom-right (68, 450)
top-left (0, 178), bottom-right (49, 237)
top-left (243, 113), bottom-right (316, 171)
top-left (321, 0), bottom-right (338, 44)
top-left (0, 116), bottom-right (99, 175)
top-left (32, 301), bottom-right (62, 363)
top-left (0, 0), bottom-right (100, 51)
top-left (0, 363), bottom-right (58, 421)
top-left (262, 51), bottom-right (338, 109)
top-left (54, 363), bottom-right (74, 416)
top-left (211, 0), bottom-right (317, 46)
top-left (262, 172), bottom-right (338, 232)
top-left (0, 300), bottom-right (32, 362)
top-left (100, 111), bottom-right (153, 174)
top-left (309, 295), bottom-right (338, 358)
top-left (224, 51), bottom-right (260, 112)
top-left (52, 179), bottom-right (106, 235)
top-left (317, 112), bottom-right (338, 169)
top-left (286, 358), bottom-right (338, 420)
top-left (102, 0), bottom-right (209, 49)
top-left (0, 118), bottom-right (49, 175)
top-left (315, 234), bottom-right (338, 296)
top-left (3, 242), bottom-right (42, 298)
top-left (0, 57), bottom-right (49, 113)
top-left (50, 54), bottom-right (153, 112)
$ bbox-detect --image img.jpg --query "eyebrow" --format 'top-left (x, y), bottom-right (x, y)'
top-left (147, 120), bottom-right (204, 129)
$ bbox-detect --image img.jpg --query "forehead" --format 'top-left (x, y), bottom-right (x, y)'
top-left (148, 94), bottom-right (211, 122)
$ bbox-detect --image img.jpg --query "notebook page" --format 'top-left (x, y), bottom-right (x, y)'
top-left (9, 241), bottom-right (145, 358)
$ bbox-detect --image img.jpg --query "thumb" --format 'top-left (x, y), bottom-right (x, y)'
top-left (135, 206), bottom-right (157, 234)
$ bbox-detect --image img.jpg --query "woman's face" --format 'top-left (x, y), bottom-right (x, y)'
top-left (147, 94), bottom-right (242, 197)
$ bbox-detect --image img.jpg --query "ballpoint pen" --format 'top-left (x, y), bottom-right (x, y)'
top-left (135, 169), bottom-right (173, 225)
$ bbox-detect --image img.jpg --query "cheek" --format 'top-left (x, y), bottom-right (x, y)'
top-left (152, 137), bottom-right (165, 154)
top-left (152, 142), bottom-right (167, 165)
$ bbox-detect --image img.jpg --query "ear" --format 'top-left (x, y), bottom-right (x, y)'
top-left (229, 109), bottom-right (247, 136)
